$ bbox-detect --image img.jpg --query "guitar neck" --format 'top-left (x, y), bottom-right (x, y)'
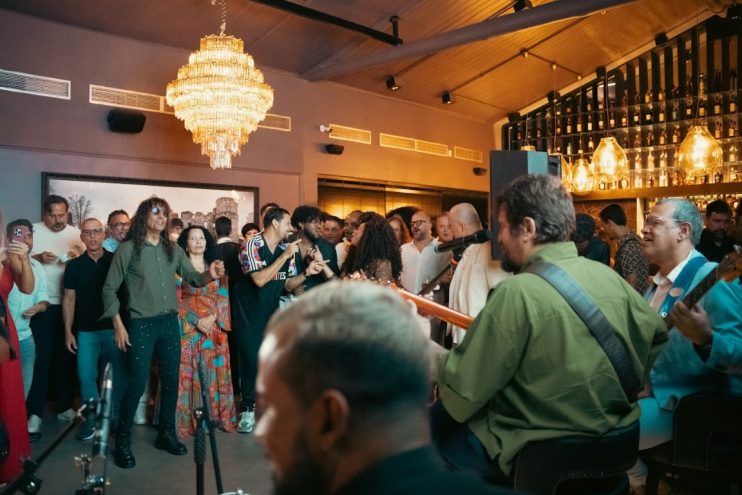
top-left (393, 288), bottom-right (473, 330)
top-left (663, 265), bottom-right (720, 327)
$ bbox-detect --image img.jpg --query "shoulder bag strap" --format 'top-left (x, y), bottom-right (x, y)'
top-left (523, 261), bottom-right (641, 402)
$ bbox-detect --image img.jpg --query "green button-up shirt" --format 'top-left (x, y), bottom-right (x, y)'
top-left (102, 239), bottom-right (210, 320)
top-left (437, 242), bottom-right (667, 476)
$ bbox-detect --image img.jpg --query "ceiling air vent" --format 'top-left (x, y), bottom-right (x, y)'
top-left (328, 124), bottom-right (372, 144)
top-left (260, 114), bottom-right (292, 132)
top-left (380, 133), bottom-right (449, 157)
top-left (90, 85), bottom-right (169, 113)
top-left (453, 146), bottom-right (483, 163)
top-left (0, 69), bottom-right (70, 100)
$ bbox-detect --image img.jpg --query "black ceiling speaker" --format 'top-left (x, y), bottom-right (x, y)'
top-left (324, 144), bottom-right (344, 155)
top-left (107, 108), bottom-right (146, 133)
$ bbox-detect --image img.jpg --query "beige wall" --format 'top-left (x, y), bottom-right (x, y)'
top-left (0, 9), bottom-right (494, 222)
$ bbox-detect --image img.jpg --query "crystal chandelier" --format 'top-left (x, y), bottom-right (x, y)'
top-left (166, 0), bottom-right (273, 169)
top-left (677, 125), bottom-right (722, 181)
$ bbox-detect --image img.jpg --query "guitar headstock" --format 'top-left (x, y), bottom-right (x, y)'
top-left (719, 247), bottom-right (742, 283)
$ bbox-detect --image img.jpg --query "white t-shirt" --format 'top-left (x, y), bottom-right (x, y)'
top-left (448, 241), bottom-right (510, 344)
top-left (30, 222), bottom-right (84, 304)
top-left (336, 240), bottom-right (350, 270)
top-left (400, 239), bottom-right (451, 294)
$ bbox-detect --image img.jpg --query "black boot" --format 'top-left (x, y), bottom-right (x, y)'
top-left (154, 429), bottom-right (187, 455)
top-left (114, 436), bottom-right (136, 469)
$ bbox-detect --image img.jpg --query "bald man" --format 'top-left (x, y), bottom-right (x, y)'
top-left (447, 203), bottom-right (510, 344)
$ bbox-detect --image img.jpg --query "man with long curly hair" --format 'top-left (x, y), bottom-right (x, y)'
top-left (102, 196), bottom-right (225, 469)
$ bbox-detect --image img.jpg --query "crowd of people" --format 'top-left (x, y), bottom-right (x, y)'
top-left (0, 177), bottom-right (740, 494)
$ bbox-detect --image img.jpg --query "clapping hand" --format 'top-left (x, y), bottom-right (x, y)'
top-left (197, 313), bottom-right (217, 334)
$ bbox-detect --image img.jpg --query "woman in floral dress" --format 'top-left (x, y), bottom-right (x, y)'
top-left (175, 226), bottom-right (235, 438)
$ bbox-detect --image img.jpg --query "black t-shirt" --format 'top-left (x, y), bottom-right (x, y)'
top-left (214, 240), bottom-right (243, 292)
top-left (294, 238), bottom-right (340, 291)
top-left (232, 233), bottom-right (296, 334)
top-left (696, 229), bottom-right (736, 263)
top-left (63, 250), bottom-right (114, 331)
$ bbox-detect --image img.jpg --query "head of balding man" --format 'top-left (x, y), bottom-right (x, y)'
top-left (449, 203), bottom-right (482, 238)
top-left (410, 210), bottom-right (432, 243)
top-left (80, 218), bottom-right (105, 253)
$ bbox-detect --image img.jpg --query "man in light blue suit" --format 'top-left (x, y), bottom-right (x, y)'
top-left (629, 197), bottom-right (742, 490)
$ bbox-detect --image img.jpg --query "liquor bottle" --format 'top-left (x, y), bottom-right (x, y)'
top-left (576, 115), bottom-right (582, 133)
top-left (644, 101), bottom-right (653, 124)
top-left (713, 71), bottom-right (723, 115)
top-left (729, 121), bottom-right (737, 138)
top-left (671, 126), bottom-right (680, 144)
top-left (566, 117), bottom-right (572, 134)
top-left (633, 132), bottom-right (642, 149)
top-left (698, 74), bottom-right (706, 96)
top-left (646, 152), bottom-right (656, 187)
top-left (729, 143), bottom-right (738, 162)
top-left (598, 112), bottom-right (605, 130)
top-left (730, 93), bottom-right (737, 113)
top-left (659, 129), bottom-right (667, 145)
top-left (633, 154), bottom-right (643, 189)
top-left (633, 101), bottom-right (641, 125)
top-left (658, 88), bottom-right (665, 102)
top-left (671, 86), bottom-right (679, 121)
top-left (644, 89), bottom-right (652, 104)
top-left (621, 94), bottom-right (629, 127)
top-left (588, 135), bottom-right (594, 151)
top-left (685, 79), bottom-right (694, 118)
top-left (566, 140), bottom-right (573, 156)
top-left (586, 113), bottom-right (593, 132)
top-left (714, 120), bottom-right (722, 139)
top-left (658, 102), bottom-right (665, 123)
top-left (646, 131), bottom-right (654, 147)
top-left (658, 151), bottom-right (669, 187)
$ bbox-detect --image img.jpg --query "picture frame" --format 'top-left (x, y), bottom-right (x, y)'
top-left (42, 172), bottom-right (258, 241)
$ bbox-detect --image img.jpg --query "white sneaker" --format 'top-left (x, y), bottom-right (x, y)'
top-left (133, 402), bottom-right (147, 425)
top-left (57, 408), bottom-right (76, 422)
top-left (237, 411), bottom-right (255, 434)
top-left (28, 415), bottom-right (42, 433)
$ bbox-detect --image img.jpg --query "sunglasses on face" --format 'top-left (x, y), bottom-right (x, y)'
top-left (150, 206), bottom-right (167, 217)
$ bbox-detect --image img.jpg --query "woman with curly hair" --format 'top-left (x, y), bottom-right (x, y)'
top-left (388, 213), bottom-right (411, 246)
top-left (102, 196), bottom-right (225, 469)
top-left (342, 212), bottom-right (402, 283)
top-left (175, 226), bottom-right (235, 437)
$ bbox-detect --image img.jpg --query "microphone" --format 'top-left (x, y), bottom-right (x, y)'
top-left (93, 363), bottom-right (113, 458)
top-left (434, 229), bottom-right (492, 253)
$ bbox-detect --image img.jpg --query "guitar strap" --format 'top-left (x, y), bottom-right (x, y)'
top-left (656, 256), bottom-right (707, 319)
top-left (523, 261), bottom-right (641, 403)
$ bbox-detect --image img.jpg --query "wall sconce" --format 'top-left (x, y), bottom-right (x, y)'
top-left (441, 91), bottom-right (454, 105)
top-left (386, 76), bottom-right (400, 91)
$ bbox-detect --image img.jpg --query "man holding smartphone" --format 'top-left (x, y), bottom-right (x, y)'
top-left (27, 195), bottom-right (85, 439)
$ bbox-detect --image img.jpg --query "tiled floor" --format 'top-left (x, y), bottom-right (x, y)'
top-left (15, 414), bottom-right (272, 495)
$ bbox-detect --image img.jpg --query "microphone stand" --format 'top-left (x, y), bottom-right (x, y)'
top-left (0, 404), bottom-right (89, 495)
top-left (194, 362), bottom-right (224, 495)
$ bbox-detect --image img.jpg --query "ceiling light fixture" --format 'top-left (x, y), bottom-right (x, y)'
top-left (386, 75), bottom-right (400, 91)
top-left (677, 19), bottom-right (722, 182)
top-left (442, 91), bottom-right (454, 105)
top-left (166, 0), bottom-right (274, 169)
top-left (513, 0), bottom-right (533, 13)
top-left (592, 66), bottom-right (628, 188)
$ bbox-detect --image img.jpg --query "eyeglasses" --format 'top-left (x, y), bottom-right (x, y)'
top-left (81, 228), bottom-right (104, 236)
top-left (411, 220), bottom-right (429, 227)
top-left (644, 215), bottom-right (679, 229)
top-left (150, 207), bottom-right (167, 217)
top-left (110, 222), bottom-right (131, 229)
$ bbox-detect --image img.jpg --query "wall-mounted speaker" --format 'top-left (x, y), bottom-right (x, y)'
top-left (324, 144), bottom-right (344, 155)
top-left (107, 108), bottom-right (146, 133)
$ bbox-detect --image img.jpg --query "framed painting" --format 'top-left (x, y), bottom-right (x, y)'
top-left (42, 172), bottom-right (258, 240)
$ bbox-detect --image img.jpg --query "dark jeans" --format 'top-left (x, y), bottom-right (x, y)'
top-left (26, 305), bottom-right (77, 417)
top-left (116, 313), bottom-right (180, 438)
top-left (430, 400), bottom-right (509, 485)
top-left (234, 318), bottom-right (265, 411)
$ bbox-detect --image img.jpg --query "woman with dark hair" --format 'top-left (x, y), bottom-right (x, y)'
top-left (388, 214), bottom-right (411, 246)
top-left (174, 226), bottom-right (235, 437)
top-left (0, 212), bottom-right (34, 482)
top-left (342, 212), bottom-right (402, 283)
top-left (102, 197), bottom-right (224, 469)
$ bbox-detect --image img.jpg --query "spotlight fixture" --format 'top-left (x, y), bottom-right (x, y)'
top-left (441, 91), bottom-right (454, 105)
top-left (654, 33), bottom-right (669, 48)
top-left (386, 76), bottom-right (400, 91)
top-left (513, 0), bottom-right (533, 12)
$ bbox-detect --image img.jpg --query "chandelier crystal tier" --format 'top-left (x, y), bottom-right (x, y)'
top-left (166, 1), bottom-right (273, 169)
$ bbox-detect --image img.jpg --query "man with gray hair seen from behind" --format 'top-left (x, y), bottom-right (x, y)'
top-left (629, 197), bottom-right (742, 492)
top-left (255, 280), bottom-right (518, 495)
top-left (446, 203), bottom-right (510, 345)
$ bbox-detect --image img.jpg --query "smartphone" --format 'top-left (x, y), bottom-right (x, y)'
top-left (11, 225), bottom-right (29, 243)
